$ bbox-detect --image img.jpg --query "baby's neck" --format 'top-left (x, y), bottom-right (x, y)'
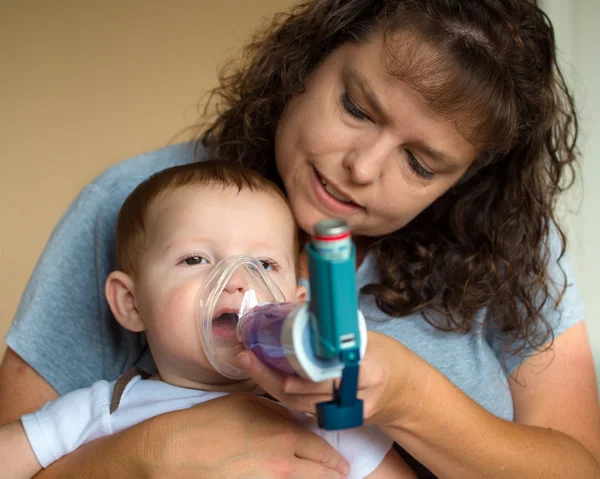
top-left (153, 371), bottom-right (260, 394)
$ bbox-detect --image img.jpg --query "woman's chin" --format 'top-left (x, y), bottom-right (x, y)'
top-left (293, 206), bottom-right (327, 235)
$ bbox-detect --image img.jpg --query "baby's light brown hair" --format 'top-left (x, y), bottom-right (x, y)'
top-left (116, 160), bottom-right (298, 277)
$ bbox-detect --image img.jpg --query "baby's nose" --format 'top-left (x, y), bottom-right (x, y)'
top-left (223, 270), bottom-right (249, 294)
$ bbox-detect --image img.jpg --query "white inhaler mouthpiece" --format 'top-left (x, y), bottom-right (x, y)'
top-left (196, 255), bottom-right (285, 380)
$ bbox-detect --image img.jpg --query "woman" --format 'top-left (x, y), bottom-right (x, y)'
top-left (1, 1), bottom-right (598, 477)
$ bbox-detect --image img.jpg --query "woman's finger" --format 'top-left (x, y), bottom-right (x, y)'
top-left (237, 351), bottom-right (334, 412)
top-left (226, 393), bottom-right (350, 477)
top-left (282, 362), bottom-right (378, 395)
top-left (291, 459), bottom-right (349, 479)
top-left (293, 430), bottom-right (351, 478)
top-left (237, 350), bottom-right (289, 397)
top-left (283, 376), bottom-right (336, 394)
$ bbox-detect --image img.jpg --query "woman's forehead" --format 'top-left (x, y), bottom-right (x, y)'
top-left (333, 31), bottom-right (510, 154)
top-left (323, 35), bottom-right (479, 166)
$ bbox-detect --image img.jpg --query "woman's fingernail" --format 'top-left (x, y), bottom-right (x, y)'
top-left (283, 379), bottom-right (297, 393)
top-left (237, 352), bottom-right (252, 370)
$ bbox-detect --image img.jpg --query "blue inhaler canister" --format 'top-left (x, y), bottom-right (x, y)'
top-left (307, 219), bottom-right (363, 430)
top-left (308, 220), bottom-right (355, 358)
top-left (312, 220), bottom-right (352, 260)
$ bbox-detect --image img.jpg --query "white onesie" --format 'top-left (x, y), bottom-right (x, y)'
top-left (22, 372), bottom-right (393, 479)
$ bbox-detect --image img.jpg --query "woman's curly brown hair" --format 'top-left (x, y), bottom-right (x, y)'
top-left (197, 0), bottom-right (578, 363)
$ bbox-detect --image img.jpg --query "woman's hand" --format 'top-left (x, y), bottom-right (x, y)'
top-left (237, 331), bottom-right (420, 427)
top-left (145, 393), bottom-right (351, 478)
top-left (37, 393), bottom-right (350, 479)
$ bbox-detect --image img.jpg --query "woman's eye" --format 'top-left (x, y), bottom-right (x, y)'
top-left (405, 150), bottom-right (435, 180)
top-left (341, 92), bottom-right (370, 122)
top-left (182, 255), bottom-right (208, 266)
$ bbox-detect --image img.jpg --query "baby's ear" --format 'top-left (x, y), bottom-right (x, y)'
top-left (105, 271), bottom-right (146, 333)
top-left (295, 284), bottom-right (308, 302)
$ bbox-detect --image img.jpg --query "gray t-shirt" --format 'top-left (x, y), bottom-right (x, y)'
top-left (5, 142), bottom-right (584, 422)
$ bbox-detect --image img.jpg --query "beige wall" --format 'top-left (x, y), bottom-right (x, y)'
top-left (0, 0), bottom-right (295, 357)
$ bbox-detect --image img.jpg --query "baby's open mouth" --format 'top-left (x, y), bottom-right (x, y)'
top-left (212, 311), bottom-right (240, 340)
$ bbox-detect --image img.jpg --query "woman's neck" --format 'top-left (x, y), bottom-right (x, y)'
top-left (352, 236), bottom-right (373, 267)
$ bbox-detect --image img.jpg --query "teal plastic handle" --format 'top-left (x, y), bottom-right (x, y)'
top-left (306, 243), bottom-right (360, 359)
top-left (307, 242), bottom-right (363, 430)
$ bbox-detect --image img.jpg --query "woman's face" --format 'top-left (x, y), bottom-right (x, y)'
top-left (275, 34), bottom-right (479, 237)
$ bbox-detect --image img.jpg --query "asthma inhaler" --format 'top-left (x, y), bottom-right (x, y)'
top-left (237, 219), bottom-right (365, 429)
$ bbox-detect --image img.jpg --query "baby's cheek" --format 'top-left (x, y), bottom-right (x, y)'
top-left (283, 281), bottom-right (303, 302)
top-left (159, 280), bottom-right (191, 305)
top-left (163, 288), bottom-right (197, 321)
top-left (146, 287), bottom-right (196, 331)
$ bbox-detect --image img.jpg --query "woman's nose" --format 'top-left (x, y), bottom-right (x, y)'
top-left (342, 136), bottom-right (390, 185)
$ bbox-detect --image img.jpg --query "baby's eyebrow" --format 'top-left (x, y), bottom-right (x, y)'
top-left (161, 237), bottom-right (212, 255)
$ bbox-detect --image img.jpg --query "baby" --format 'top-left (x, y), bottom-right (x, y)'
top-left (0, 160), bottom-right (415, 479)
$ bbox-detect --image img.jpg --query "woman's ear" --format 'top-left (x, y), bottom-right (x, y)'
top-left (295, 284), bottom-right (308, 302)
top-left (105, 271), bottom-right (146, 333)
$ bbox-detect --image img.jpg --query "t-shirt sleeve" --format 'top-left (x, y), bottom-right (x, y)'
top-left (21, 380), bottom-right (113, 468)
top-left (5, 145), bottom-right (196, 394)
top-left (487, 224), bottom-right (585, 373)
top-left (5, 184), bottom-right (136, 394)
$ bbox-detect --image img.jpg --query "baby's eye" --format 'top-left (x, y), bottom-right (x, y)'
top-left (260, 260), bottom-right (275, 271)
top-left (182, 255), bottom-right (208, 266)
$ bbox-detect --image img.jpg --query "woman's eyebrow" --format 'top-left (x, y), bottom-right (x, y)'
top-left (342, 65), bottom-right (386, 119)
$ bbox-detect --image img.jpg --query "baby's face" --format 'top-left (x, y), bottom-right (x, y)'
top-left (133, 184), bottom-right (299, 386)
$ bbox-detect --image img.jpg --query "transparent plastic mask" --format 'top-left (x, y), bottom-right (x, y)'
top-left (196, 255), bottom-right (285, 379)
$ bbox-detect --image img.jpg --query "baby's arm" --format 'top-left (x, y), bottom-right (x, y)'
top-left (0, 420), bottom-right (42, 479)
top-left (365, 449), bottom-right (418, 479)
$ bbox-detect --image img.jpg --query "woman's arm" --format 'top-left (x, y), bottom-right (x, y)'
top-left (240, 326), bottom-right (600, 478)
top-left (378, 322), bottom-right (600, 478)
top-left (0, 349), bottom-right (59, 424)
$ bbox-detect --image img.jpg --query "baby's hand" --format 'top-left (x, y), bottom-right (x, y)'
top-left (0, 420), bottom-right (42, 479)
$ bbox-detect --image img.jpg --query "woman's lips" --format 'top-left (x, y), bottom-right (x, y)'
top-left (311, 167), bottom-right (362, 215)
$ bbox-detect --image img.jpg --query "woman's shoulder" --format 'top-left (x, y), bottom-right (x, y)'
top-left (89, 142), bottom-right (196, 198)
top-left (5, 143), bottom-right (201, 393)
top-left (68, 142), bottom-right (198, 225)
